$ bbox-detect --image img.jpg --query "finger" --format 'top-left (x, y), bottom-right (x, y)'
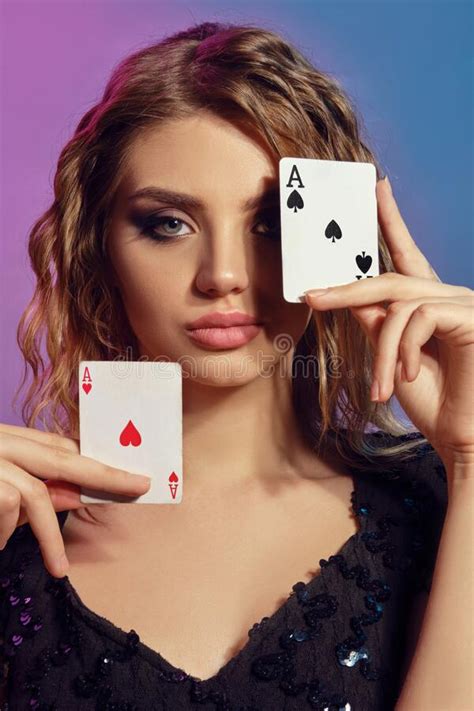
top-left (45, 480), bottom-right (82, 510)
top-left (369, 296), bottom-right (470, 401)
top-left (305, 272), bottom-right (472, 310)
top-left (16, 480), bottom-right (83, 527)
top-left (0, 481), bottom-right (21, 549)
top-left (0, 457), bottom-right (68, 577)
top-left (401, 303), bottom-right (474, 371)
top-left (348, 303), bottom-right (387, 350)
top-left (0, 432), bottom-right (152, 494)
top-left (0, 423), bottom-right (79, 454)
top-left (376, 178), bottom-right (441, 281)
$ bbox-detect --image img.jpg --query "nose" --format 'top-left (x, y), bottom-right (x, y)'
top-left (194, 225), bottom-right (251, 297)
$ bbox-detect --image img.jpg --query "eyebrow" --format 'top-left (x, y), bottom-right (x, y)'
top-left (127, 185), bottom-right (280, 212)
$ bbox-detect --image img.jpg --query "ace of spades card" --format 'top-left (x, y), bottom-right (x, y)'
top-left (279, 157), bottom-right (380, 302)
top-left (79, 360), bottom-right (183, 504)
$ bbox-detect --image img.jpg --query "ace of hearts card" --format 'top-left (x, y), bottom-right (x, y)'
top-left (79, 360), bottom-right (183, 504)
top-left (279, 157), bottom-right (380, 302)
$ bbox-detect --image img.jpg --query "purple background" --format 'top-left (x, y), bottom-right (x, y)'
top-left (1, 0), bottom-right (473, 427)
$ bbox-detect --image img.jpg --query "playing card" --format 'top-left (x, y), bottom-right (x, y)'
top-left (79, 360), bottom-right (183, 504)
top-left (279, 157), bottom-right (379, 302)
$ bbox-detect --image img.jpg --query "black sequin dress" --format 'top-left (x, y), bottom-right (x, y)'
top-left (0, 432), bottom-right (448, 710)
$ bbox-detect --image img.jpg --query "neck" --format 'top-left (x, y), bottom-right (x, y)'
top-left (182, 370), bottom-right (341, 491)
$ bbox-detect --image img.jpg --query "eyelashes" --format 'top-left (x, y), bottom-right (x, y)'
top-left (140, 214), bottom-right (191, 242)
top-left (134, 211), bottom-right (281, 244)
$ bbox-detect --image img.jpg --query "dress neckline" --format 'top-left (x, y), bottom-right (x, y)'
top-left (56, 467), bottom-right (365, 686)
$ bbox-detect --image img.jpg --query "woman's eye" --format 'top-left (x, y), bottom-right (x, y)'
top-left (254, 212), bottom-right (281, 239)
top-left (140, 214), bottom-right (193, 242)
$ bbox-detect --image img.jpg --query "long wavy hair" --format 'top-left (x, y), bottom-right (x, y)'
top-left (14, 21), bottom-right (429, 477)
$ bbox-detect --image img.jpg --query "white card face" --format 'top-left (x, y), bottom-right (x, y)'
top-left (79, 361), bottom-right (183, 504)
top-left (279, 157), bottom-right (379, 302)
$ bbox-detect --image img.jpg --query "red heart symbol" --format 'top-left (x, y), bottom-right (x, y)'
top-left (119, 420), bottom-right (142, 447)
top-left (169, 471), bottom-right (179, 483)
top-left (82, 383), bottom-right (92, 394)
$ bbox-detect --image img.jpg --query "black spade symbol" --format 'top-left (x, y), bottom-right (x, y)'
top-left (325, 219), bottom-right (342, 243)
top-left (287, 190), bottom-right (304, 213)
top-left (355, 251), bottom-right (372, 274)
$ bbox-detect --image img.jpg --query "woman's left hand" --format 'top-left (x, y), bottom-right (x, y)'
top-left (304, 177), bottom-right (474, 476)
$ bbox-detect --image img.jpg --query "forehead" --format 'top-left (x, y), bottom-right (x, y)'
top-left (117, 113), bottom-right (278, 206)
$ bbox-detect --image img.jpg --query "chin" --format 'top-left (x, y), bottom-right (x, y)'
top-left (180, 355), bottom-right (265, 387)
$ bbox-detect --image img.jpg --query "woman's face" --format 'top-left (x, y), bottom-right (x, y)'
top-left (107, 111), bottom-right (312, 386)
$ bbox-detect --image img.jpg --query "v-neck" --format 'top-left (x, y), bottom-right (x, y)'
top-left (56, 468), bottom-right (365, 687)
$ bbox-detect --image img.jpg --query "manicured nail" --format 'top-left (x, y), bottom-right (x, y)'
top-left (305, 288), bottom-right (330, 298)
top-left (131, 473), bottom-right (152, 485)
top-left (128, 472), bottom-right (151, 484)
top-left (370, 379), bottom-right (380, 402)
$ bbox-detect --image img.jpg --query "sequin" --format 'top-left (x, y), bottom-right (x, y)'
top-left (337, 646), bottom-right (370, 667)
top-left (306, 677), bottom-right (351, 710)
top-left (248, 617), bottom-right (269, 638)
top-left (293, 629), bottom-right (309, 642)
top-left (19, 611), bottom-right (31, 625)
top-left (189, 681), bottom-right (231, 707)
top-left (356, 503), bottom-right (372, 516)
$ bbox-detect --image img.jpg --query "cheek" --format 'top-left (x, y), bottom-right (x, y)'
top-left (121, 280), bottom-right (181, 355)
top-left (253, 242), bottom-right (283, 286)
top-left (264, 302), bottom-right (313, 351)
top-left (110, 251), bottom-right (179, 330)
top-left (288, 305), bottom-right (313, 335)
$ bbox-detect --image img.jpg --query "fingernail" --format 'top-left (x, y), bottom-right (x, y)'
top-left (305, 288), bottom-right (330, 298)
top-left (57, 553), bottom-right (69, 576)
top-left (135, 474), bottom-right (152, 486)
top-left (370, 379), bottom-right (380, 402)
top-left (384, 176), bottom-right (392, 194)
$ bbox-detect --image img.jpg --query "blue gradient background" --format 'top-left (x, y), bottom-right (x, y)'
top-left (1, 0), bottom-right (472, 425)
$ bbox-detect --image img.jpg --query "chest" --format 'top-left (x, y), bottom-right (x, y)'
top-left (61, 475), bottom-right (358, 681)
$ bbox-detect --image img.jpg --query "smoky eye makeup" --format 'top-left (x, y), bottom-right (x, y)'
top-left (128, 209), bottom-right (194, 243)
top-left (128, 205), bottom-right (281, 245)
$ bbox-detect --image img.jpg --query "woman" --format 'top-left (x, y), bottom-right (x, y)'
top-left (0, 21), bottom-right (472, 711)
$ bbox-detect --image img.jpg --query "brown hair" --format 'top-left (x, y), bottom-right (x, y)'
top-left (14, 21), bottom-right (428, 475)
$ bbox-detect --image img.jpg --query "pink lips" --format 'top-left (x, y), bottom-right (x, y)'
top-left (185, 311), bottom-right (262, 349)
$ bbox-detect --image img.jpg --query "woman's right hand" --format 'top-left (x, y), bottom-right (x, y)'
top-left (0, 423), bottom-right (152, 579)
